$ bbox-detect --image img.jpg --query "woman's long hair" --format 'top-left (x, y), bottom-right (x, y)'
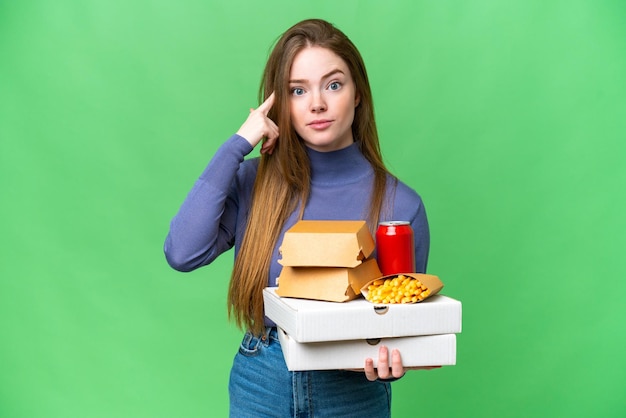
top-left (228, 19), bottom-right (394, 335)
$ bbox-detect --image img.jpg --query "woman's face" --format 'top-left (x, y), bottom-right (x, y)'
top-left (288, 46), bottom-right (360, 152)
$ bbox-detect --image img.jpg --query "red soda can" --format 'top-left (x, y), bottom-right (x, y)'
top-left (376, 221), bottom-right (415, 276)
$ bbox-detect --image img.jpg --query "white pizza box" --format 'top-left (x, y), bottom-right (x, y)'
top-left (263, 287), bottom-right (462, 343)
top-left (278, 327), bottom-right (456, 371)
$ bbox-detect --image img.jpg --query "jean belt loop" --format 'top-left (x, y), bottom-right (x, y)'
top-left (261, 326), bottom-right (273, 347)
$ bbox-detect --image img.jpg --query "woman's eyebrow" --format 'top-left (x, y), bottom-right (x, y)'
top-left (289, 68), bottom-right (345, 84)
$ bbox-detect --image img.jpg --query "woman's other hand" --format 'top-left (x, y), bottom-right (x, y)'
top-left (364, 346), bottom-right (441, 381)
top-left (236, 92), bottom-right (279, 154)
top-left (364, 345), bottom-right (404, 381)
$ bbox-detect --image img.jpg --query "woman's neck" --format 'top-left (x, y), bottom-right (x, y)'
top-left (306, 141), bottom-right (372, 186)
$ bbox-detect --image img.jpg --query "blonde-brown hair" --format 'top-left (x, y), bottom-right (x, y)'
top-left (228, 19), bottom-right (394, 334)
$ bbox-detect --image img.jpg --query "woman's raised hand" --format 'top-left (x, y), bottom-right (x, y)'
top-left (236, 92), bottom-right (279, 154)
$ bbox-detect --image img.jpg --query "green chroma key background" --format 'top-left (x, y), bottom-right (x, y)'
top-left (1, 1), bottom-right (624, 417)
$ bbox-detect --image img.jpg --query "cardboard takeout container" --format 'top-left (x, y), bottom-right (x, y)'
top-left (276, 220), bottom-right (380, 302)
top-left (360, 273), bottom-right (445, 303)
top-left (264, 287), bottom-right (462, 343)
top-left (277, 327), bottom-right (457, 371)
top-left (276, 259), bottom-right (382, 302)
top-left (278, 220), bottom-right (375, 267)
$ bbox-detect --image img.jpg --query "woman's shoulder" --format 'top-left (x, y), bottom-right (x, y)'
top-left (386, 174), bottom-right (426, 220)
top-left (387, 175), bottom-right (423, 202)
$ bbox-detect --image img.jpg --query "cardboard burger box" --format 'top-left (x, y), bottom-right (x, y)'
top-left (278, 328), bottom-right (456, 371)
top-left (276, 220), bottom-right (382, 302)
top-left (263, 287), bottom-right (462, 343)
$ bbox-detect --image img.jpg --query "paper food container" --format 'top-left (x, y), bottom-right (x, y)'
top-left (276, 258), bottom-right (382, 302)
top-left (278, 220), bottom-right (375, 268)
top-left (263, 287), bottom-right (462, 343)
top-left (277, 327), bottom-right (457, 371)
top-left (276, 220), bottom-right (380, 302)
top-left (361, 273), bottom-right (444, 304)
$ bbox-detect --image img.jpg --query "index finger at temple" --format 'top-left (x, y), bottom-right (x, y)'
top-left (258, 92), bottom-right (275, 115)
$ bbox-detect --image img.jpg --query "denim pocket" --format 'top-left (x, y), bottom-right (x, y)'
top-left (238, 331), bottom-right (262, 357)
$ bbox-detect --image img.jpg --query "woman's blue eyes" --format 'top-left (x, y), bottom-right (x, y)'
top-left (290, 82), bottom-right (342, 96)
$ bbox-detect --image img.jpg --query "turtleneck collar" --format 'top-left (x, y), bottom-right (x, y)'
top-left (306, 141), bottom-right (373, 186)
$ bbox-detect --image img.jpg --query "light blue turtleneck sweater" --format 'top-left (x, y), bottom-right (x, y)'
top-left (164, 134), bottom-right (429, 285)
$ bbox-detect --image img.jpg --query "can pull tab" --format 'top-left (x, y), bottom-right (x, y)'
top-left (366, 338), bottom-right (381, 346)
top-left (373, 305), bottom-right (389, 315)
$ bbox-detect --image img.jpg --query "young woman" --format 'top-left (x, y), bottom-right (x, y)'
top-left (165, 18), bottom-right (431, 417)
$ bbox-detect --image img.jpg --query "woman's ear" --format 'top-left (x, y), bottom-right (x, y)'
top-left (355, 94), bottom-right (361, 107)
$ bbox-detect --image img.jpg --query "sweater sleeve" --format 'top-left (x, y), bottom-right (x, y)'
top-left (164, 134), bottom-right (254, 272)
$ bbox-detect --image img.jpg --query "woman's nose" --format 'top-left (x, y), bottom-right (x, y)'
top-left (310, 93), bottom-right (327, 112)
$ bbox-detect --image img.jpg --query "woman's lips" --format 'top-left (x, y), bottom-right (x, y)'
top-left (307, 119), bottom-right (333, 130)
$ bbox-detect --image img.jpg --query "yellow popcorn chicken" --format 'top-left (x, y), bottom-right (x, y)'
top-left (365, 274), bottom-right (431, 304)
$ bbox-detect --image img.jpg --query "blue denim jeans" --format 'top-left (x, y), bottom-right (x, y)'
top-left (228, 327), bottom-right (391, 418)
